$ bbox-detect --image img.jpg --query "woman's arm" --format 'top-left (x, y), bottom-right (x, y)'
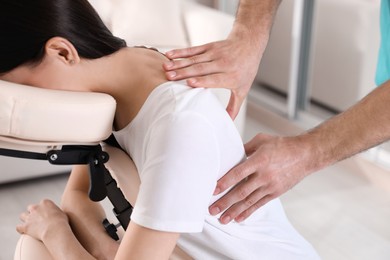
top-left (18, 164), bottom-right (180, 260)
top-left (115, 222), bottom-right (180, 260)
top-left (61, 165), bottom-right (119, 259)
top-left (21, 210), bottom-right (178, 260)
top-left (17, 165), bottom-right (117, 260)
top-left (17, 199), bottom-right (95, 260)
top-left (64, 166), bottom-right (180, 260)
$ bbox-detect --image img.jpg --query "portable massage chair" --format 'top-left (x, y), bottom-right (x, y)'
top-left (0, 79), bottom-right (140, 240)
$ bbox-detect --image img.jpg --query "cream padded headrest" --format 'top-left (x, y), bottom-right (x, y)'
top-left (0, 80), bottom-right (116, 143)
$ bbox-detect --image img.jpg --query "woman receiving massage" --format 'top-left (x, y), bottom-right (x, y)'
top-left (0, 0), bottom-right (319, 259)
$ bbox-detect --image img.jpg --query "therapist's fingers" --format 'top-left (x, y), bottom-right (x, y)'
top-left (163, 46), bottom-right (213, 72)
top-left (218, 188), bottom-right (274, 224)
top-left (212, 135), bottom-right (270, 196)
top-left (163, 54), bottom-right (210, 73)
top-left (165, 65), bottom-right (247, 120)
top-left (209, 170), bottom-right (264, 216)
top-left (225, 89), bottom-right (247, 120)
top-left (213, 134), bottom-right (316, 224)
top-left (165, 43), bottom-right (210, 60)
top-left (165, 60), bottom-right (223, 82)
top-left (209, 134), bottom-right (279, 222)
top-left (224, 192), bottom-right (275, 224)
top-left (164, 49), bottom-right (232, 83)
top-left (212, 156), bottom-right (257, 196)
top-left (164, 41), bottom-right (240, 83)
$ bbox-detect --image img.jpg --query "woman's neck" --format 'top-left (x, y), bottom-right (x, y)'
top-left (88, 47), bottom-right (169, 130)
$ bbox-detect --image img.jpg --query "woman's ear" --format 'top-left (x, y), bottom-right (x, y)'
top-left (44, 37), bottom-right (80, 66)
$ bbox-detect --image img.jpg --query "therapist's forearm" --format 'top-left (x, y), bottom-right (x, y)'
top-left (300, 80), bottom-right (390, 172)
top-left (228, 0), bottom-right (282, 64)
top-left (208, 80), bottom-right (390, 224)
top-left (233, 0), bottom-right (282, 41)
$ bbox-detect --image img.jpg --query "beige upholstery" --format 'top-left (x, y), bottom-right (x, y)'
top-left (0, 79), bottom-right (115, 182)
top-left (0, 80), bottom-right (116, 143)
top-left (102, 144), bottom-right (140, 206)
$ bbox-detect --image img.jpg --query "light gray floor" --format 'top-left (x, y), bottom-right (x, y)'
top-left (0, 174), bottom-right (68, 260)
top-left (1, 110), bottom-right (390, 259)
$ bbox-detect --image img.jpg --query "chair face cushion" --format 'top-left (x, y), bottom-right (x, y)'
top-left (0, 80), bottom-right (116, 143)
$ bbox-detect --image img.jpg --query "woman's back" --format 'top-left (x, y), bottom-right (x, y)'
top-left (114, 81), bottom-right (319, 259)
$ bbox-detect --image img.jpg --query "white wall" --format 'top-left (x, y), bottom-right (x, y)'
top-left (256, 0), bottom-right (380, 112)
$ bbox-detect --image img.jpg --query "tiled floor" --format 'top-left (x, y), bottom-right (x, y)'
top-left (1, 104), bottom-right (390, 259)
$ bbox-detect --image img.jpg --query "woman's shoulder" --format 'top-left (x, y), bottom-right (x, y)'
top-left (148, 81), bottom-right (232, 124)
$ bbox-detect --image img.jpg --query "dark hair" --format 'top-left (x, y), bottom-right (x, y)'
top-left (0, 0), bottom-right (127, 73)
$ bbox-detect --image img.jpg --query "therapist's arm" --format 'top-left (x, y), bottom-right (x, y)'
top-left (210, 80), bottom-right (390, 223)
top-left (164, 0), bottom-right (282, 119)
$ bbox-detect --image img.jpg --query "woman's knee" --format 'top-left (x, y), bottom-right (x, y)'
top-left (14, 235), bottom-right (52, 260)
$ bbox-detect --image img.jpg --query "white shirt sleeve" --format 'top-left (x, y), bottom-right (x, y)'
top-left (130, 111), bottom-right (221, 233)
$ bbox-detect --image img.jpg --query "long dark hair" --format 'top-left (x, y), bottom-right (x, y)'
top-left (0, 0), bottom-right (127, 73)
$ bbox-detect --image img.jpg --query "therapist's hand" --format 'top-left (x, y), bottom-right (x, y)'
top-left (209, 134), bottom-right (312, 224)
top-left (163, 31), bottom-right (265, 120)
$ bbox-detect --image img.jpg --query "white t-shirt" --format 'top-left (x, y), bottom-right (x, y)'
top-left (114, 81), bottom-right (319, 259)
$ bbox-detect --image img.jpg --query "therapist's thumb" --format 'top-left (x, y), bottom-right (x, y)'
top-left (226, 92), bottom-right (243, 120)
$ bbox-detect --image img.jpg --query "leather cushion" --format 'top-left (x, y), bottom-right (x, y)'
top-left (0, 80), bottom-right (116, 143)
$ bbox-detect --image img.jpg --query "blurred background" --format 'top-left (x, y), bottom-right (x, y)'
top-left (1, 0), bottom-right (390, 259)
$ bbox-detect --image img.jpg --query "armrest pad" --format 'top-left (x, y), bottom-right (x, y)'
top-left (0, 80), bottom-right (116, 143)
top-left (103, 144), bottom-right (140, 205)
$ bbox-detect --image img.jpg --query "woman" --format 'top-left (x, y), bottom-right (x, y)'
top-left (1, 0), bottom-right (319, 259)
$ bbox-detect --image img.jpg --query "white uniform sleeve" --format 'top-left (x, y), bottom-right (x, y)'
top-left (131, 111), bottom-right (221, 233)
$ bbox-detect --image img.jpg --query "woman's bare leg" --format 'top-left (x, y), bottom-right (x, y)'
top-left (14, 235), bottom-right (53, 260)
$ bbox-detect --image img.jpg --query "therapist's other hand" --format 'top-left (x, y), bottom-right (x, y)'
top-left (17, 199), bottom-right (69, 241)
top-left (209, 134), bottom-right (311, 224)
top-left (163, 34), bottom-right (263, 119)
